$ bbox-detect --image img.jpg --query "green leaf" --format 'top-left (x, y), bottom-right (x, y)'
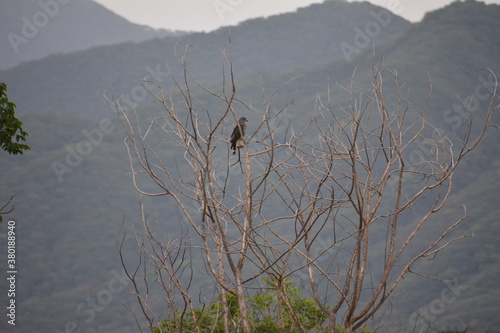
top-left (0, 83), bottom-right (30, 155)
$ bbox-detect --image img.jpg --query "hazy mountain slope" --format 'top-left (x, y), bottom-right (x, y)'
top-left (0, 1), bottom-right (499, 332)
top-left (320, 2), bottom-right (500, 331)
top-left (0, 112), bottom-right (144, 333)
top-left (378, 0), bottom-right (500, 115)
top-left (0, 0), bottom-right (410, 119)
top-left (247, 0), bottom-right (500, 136)
top-left (394, 144), bottom-right (500, 332)
top-left (0, 0), bottom-right (179, 70)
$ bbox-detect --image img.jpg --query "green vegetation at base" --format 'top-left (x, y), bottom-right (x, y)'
top-left (0, 83), bottom-right (29, 155)
top-left (156, 278), bottom-right (372, 333)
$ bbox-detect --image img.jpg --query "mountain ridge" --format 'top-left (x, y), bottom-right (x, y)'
top-left (0, 0), bottom-right (411, 118)
top-left (0, 0), bottom-right (182, 70)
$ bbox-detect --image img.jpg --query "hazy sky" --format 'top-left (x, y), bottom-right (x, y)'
top-left (92, 0), bottom-right (500, 32)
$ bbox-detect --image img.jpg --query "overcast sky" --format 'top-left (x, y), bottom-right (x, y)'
top-left (92, 0), bottom-right (500, 32)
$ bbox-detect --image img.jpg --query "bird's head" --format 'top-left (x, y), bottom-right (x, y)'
top-left (239, 117), bottom-right (248, 123)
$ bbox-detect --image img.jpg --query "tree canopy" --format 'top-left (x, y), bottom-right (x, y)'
top-left (0, 82), bottom-right (30, 155)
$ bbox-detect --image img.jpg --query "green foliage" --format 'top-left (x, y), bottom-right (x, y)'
top-left (248, 277), bottom-right (330, 332)
top-left (154, 278), bottom-right (370, 333)
top-left (0, 82), bottom-right (30, 223)
top-left (0, 83), bottom-right (30, 155)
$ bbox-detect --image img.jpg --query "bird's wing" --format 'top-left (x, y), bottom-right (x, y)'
top-left (230, 125), bottom-right (241, 142)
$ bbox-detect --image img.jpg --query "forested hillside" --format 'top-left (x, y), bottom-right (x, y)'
top-left (0, 1), bottom-right (499, 332)
top-left (1, 0), bottom-right (410, 119)
top-left (0, 0), bottom-right (179, 70)
top-left (0, 112), bottom-right (145, 332)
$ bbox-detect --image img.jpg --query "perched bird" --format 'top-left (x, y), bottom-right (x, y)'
top-left (230, 117), bottom-right (248, 155)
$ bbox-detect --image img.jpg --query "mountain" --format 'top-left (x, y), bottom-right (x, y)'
top-left (1, 1), bottom-right (500, 332)
top-left (0, 0), bottom-right (182, 70)
top-left (245, 0), bottom-right (500, 140)
top-left (0, 0), bottom-right (410, 119)
top-left (0, 112), bottom-right (143, 333)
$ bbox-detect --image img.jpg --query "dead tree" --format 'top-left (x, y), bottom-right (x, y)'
top-left (278, 65), bottom-right (497, 332)
top-left (106, 50), bottom-right (498, 332)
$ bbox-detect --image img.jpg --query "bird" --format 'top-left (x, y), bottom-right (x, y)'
top-left (230, 117), bottom-right (248, 155)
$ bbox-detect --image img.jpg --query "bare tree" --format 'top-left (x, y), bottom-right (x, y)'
top-left (284, 65), bottom-right (498, 332)
top-left (0, 195), bottom-right (15, 222)
top-left (104, 50), bottom-right (498, 333)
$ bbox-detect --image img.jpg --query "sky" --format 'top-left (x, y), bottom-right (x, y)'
top-left (92, 0), bottom-right (500, 32)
